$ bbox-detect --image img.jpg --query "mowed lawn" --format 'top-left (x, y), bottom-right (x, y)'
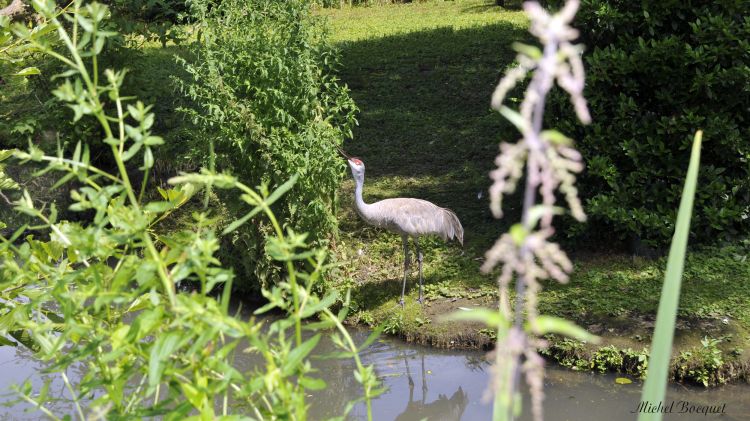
top-left (321, 0), bottom-right (750, 379)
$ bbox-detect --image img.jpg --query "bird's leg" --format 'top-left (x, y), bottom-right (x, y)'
top-left (404, 352), bottom-right (414, 403)
top-left (415, 238), bottom-right (424, 304)
top-left (420, 352), bottom-right (427, 404)
top-left (400, 235), bottom-right (410, 308)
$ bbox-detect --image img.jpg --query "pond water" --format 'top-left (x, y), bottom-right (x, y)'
top-left (1, 327), bottom-right (748, 420)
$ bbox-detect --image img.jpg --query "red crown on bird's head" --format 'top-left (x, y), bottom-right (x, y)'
top-left (350, 158), bottom-right (363, 166)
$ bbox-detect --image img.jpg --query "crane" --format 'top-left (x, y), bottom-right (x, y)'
top-left (340, 148), bottom-right (464, 306)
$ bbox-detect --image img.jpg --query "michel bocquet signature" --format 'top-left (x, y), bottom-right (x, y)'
top-left (631, 401), bottom-right (727, 416)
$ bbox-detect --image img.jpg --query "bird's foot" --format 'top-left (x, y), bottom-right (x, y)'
top-left (416, 297), bottom-right (424, 305)
top-left (399, 299), bottom-right (405, 308)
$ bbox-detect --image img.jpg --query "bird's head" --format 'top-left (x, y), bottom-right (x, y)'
top-left (347, 156), bottom-right (364, 171)
top-left (347, 157), bottom-right (365, 181)
top-left (337, 146), bottom-right (365, 180)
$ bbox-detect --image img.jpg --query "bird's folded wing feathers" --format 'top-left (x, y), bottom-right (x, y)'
top-left (372, 198), bottom-right (463, 244)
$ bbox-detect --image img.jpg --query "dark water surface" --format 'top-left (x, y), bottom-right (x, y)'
top-left (2, 327), bottom-right (748, 420)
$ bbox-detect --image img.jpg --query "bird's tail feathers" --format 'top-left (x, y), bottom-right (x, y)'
top-left (442, 208), bottom-right (464, 246)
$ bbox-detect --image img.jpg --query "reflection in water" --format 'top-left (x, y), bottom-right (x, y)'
top-left (395, 352), bottom-right (468, 421)
top-left (2, 324), bottom-right (750, 420)
top-left (307, 330), bottom-right (750, 421)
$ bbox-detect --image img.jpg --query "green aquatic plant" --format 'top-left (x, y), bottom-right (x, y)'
top-left (591, 345), bottom-right (624, 373)
top-left (674, 336), bottom-right (725, 387)
top-left (383, 312), bottom-right (404, 335)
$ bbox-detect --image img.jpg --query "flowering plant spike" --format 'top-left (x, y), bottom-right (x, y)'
top-left (483, 2), bottom-right (593, 420)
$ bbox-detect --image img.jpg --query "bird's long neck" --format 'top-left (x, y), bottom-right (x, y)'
top-left (353, 173), bottom-right (374, 221)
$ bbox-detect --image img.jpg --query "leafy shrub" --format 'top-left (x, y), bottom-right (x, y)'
top-left (178, 0), bottom-right (357, 292)
top-left (383, 312), bottom-right (404, 335)
top-left (548, 0), bottom-right (750, 247)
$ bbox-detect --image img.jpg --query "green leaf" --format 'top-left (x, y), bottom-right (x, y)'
top-left (263, 173), bottom-right (298, 207)
top-left (0, 171), bottom-right (19, 190)
top-left (143, 136), bottom-right (164, 146)
top-left (530, 316), bottom-right (599, 343)
top-left (299, 376), bottom-right (327, 391)
top-left (0, 336), bottom-right (17, 347)
top-left (14, 67), bottom-right (41, 76)
top-left (302, 320), bottom-right (335, 331)
top-left (541, 129), bottom-right (573, 146)
top-left (359, 325), bottom-right (384, 350)
top-left (50, 172), bottom-right (76, 191)
top-left (638, 131), bottom-right (702, 421)
top-left (223, 174), bottom-right (298, 235)
top-left (499, 106), bottom-right (527, 132)
top-left (0, 150), bottom-right (15, 162)
top-left (282, 334), bottom-right (321, 376)
top-left (222, 207), bottom-right (264, 235)
top-left (511, 42), bottom-right (542, 60)
top-left (300, 291), bottom-right (338, 318)
top-left (526, 205), bottom-right (564, 228)
top-left (72, 141), bottom-right (81, 163)
top-left (142, 147), bottom-right (153, 169)
top-left (616, 377), bottom-right (633, 385)
top-left (509, 223), bottom-right (527, 246)
top-left (148, 331), bottom-right (182, 390)
top-left (443, 307), bottom-right (507, 327)
top-left (122, 142), bottom-right (142, 162)
top-left (144, 201), bottom-right (174, 213)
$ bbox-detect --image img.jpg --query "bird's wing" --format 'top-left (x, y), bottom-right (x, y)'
top-left (372, 198), bottom-right (463, 244)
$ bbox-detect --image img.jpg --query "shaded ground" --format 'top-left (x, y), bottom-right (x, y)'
top-left (323, 0), bottom-right (750, 386)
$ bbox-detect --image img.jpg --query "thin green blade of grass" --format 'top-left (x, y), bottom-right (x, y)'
top-left (638, 130), bottom-right (702, 421)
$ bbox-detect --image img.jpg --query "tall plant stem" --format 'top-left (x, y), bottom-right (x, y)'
top-left (501, 35), bottom-right (559, 421)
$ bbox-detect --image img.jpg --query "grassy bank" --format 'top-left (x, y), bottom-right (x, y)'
top-left (322, 0), bottom-right (750, 386)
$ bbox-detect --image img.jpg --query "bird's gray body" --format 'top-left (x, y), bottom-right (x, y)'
top-left (345, 156), bottom-right (464, 305)
top-left (354, 197), bottom-right (464, 245)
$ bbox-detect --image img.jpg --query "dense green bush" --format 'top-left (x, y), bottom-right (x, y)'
top-left (179, 0), bottom-right (357, 291)
top-left (548, 0), bottom-right (750, 247)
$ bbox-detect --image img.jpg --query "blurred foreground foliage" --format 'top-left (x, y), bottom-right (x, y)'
top-left (0, 1), bottom-right (378, 419)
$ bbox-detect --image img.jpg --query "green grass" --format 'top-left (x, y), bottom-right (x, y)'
top-left (539, 251), bottom-right (750, 328)
top-left (324, 0), bottom-right (750, 383)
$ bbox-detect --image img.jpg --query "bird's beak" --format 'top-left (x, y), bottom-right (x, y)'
top-left (337, 146), bottom-right (352, 161)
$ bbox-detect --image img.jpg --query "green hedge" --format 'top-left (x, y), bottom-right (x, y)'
top-left (548, 0), bottom-right (750, 247)
top-left (179, 0), bottom-right (357, 291)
